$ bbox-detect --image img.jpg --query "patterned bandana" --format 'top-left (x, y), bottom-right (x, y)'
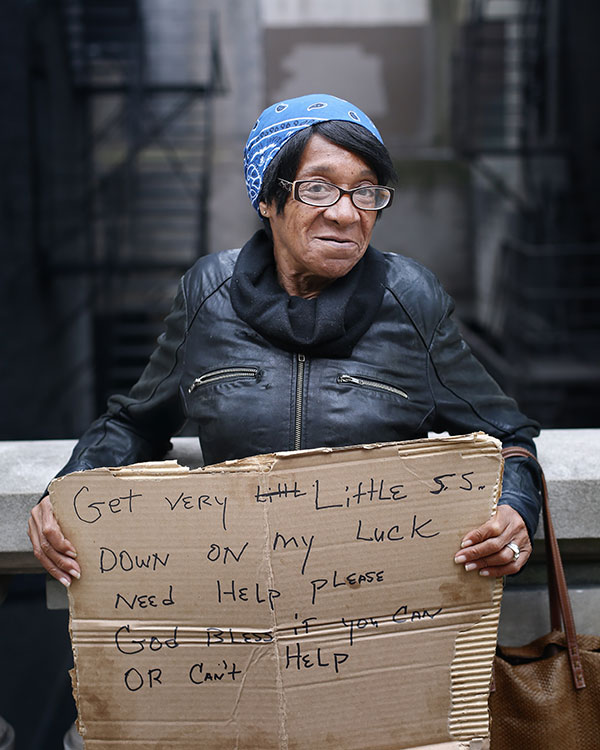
top-left (243, 93), bottom-right (384, 213)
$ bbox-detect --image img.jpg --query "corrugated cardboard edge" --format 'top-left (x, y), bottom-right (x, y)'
top-left (98, 433), bottom-right (502, 478)
top-left (66, 587), bottom-right (86, 741)
top-left (48, 433), bottom-right (501, 483)
top-left (447, 447), bottom-right (504, 744)
top-left (411, 741), bottom-right (489, 750)
top-left (448, 578), bottom-right (503, 742)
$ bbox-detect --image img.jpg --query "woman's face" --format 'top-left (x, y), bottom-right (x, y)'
top-left (259, 134), bottom-right (379, 297)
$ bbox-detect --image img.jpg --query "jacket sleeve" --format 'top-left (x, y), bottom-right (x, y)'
top-left (425, 291), bottom-right (542, 541)
top-left (54, 278), bottom-right (189, 479)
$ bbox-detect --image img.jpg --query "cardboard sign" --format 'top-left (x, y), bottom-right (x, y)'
top-left (51, 433), bottom-right (504, 750)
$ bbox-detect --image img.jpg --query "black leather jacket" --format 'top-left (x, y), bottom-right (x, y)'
top-left (57, 248), bottom-right (542, 537)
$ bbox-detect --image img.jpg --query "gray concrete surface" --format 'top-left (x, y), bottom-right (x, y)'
top-left (498, 587), bottom-right (600, 646)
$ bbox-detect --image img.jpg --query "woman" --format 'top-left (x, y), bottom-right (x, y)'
top-left (28, 94), bottom-right (541, 588)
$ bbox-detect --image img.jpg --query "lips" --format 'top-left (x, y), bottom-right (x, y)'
top-left (317, 236), bottom-right (356, 246)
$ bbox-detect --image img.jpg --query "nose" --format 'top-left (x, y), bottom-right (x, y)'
top-left (322, 193), bottom-right (361, 224)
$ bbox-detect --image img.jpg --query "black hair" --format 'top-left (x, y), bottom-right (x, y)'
top-left (257, 120), bottom-right (396, 224)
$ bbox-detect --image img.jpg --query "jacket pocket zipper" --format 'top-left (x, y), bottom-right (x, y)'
top-left (337, 374), bottom-right (408, 400)
top-left (294, 354), bottom-right (306, 450)
top-left (188, 367), bottom-right (259, 394)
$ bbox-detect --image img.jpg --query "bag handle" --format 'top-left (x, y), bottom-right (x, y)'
top-left (502, 448), bottom-right (562, 631)
top-left (501, 446), bottom-right (586, 688)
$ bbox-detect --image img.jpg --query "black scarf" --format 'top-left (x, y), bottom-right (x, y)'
top-left (230, 230), bottom-right (386, 358)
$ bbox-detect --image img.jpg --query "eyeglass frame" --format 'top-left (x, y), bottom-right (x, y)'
top-left (277, 178), bottom-right (394, 211)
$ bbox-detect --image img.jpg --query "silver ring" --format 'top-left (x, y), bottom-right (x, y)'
top-left (506, 541), bottom-right (520, 561)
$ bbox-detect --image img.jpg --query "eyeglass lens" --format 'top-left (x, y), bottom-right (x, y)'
top-left (297, 181), bottom-right (391, 210)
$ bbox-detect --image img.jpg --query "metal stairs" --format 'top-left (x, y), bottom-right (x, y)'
top-left (452, 0), bottom-right (600, 427)
top-left (41, 0), bottom-right (226, 411)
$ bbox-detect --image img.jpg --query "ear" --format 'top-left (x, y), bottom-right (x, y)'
top-left (258, 200), bottom-right (270, 218)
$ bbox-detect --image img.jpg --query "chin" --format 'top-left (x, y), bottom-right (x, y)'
top-left (318, 258), bottom-right (361, 280)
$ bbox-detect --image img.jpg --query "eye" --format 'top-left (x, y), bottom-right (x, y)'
top-left (297, 181), bottom-right (338, 203)
top-left (354, 186), bottom-right (377, 205)
top-left (306, 183), bottom-right (327, 194)
top-left (353, 186), bottom-right (391, 210)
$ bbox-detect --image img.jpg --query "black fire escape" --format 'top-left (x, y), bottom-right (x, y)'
top-left (452, 0), bottom-right (600, 427)
top-left (31, 0), bottom-right (226, 414)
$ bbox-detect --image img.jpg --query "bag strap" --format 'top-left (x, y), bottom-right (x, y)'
top-left (501, 446), bottom-right (586, 688)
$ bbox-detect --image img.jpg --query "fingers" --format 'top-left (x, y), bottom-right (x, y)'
top-left (39, 496), bottom-right (78, 558)
top-left (454, 505), bottom-right (531, 578)
top-left (28, 497), bottom-right (81, 587)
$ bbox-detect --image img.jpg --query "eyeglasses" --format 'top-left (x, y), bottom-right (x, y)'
top-left (278, 179), bottom-right (394, 211)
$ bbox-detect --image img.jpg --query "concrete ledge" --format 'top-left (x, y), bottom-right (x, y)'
top-left (2, 431), bottom-right (599, 644)
top-left (498, 586), bottom-right (600, 646)
top-left (2, 430), bottom-right (600, 569)
top-left (0, 438), bottom-right (202, 573)
top-left (533, 429), bottom-right (599, 539)
top-left (2, 430), bottom-right (599, 570)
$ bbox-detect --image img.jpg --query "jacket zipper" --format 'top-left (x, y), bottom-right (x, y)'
top-left (188, 367), bottom-right (258, 394)
top-left (294, 354), bottom-right (306, 450)
top-left (337, 374), bottom-right (408, 400)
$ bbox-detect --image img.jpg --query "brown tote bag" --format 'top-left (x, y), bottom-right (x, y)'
top-left (489, 446), bottom-right (600, 749)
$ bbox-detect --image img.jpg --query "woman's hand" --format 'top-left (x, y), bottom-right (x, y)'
top-left (28, 495), bottom-right (80, 586)
top-left (454, 504), bottom-right (531, 577)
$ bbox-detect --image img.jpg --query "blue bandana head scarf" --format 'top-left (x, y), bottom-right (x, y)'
top-left (244, 93), bottom-right (384, 214)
